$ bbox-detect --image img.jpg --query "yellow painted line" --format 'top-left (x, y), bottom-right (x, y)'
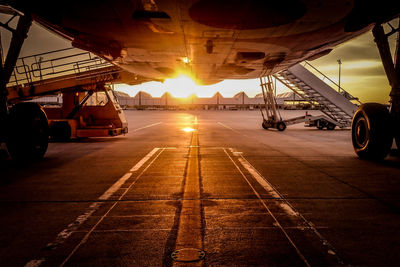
top-left (173, 118), bottom-right (203, 265)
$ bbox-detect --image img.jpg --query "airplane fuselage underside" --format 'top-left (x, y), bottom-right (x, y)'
top-left (5, 0), bottom-right (400, 84)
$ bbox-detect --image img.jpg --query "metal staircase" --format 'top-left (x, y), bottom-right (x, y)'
top-left (273, 62), bottom-right (360, 128)
top-left (6, 47), bottom-right (120, 101)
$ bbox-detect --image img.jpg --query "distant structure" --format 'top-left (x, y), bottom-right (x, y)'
top-left (28, 90), bottom-right (317, 110)
top-left (116, 91), bottom-right (316, 110)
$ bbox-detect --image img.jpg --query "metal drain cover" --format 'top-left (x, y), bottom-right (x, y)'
top-left (171, 248), bottom-right (205, 262)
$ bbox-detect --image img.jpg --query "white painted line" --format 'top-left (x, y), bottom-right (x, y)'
top-left (231, 149), bottom-right (344, 265)
top-left (25, 147), bottom-right (163, 267)
top-left (130, 148), bottom-right (160, 172)
top-left (217, 122), bottom-right (249, 137)
top-left (223, 148), bottom-right (311, 267)
top-left (132, 122), bottom-right (162, 132)
top-left (25, 259), bottom-right (45, 267)
top-left (99, 172), bottom-right (132, 200)
top-left (237, 157), bottom-right (297, 216)
top-left (60, 148), bottom-right (165, 266)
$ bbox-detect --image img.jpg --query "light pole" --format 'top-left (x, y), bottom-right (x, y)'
top-left (337, 59), bottom-right (342, 93)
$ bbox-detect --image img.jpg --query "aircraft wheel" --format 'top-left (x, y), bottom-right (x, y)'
top-left (277, 121), bottom-right (286, 131)
top-left (262, 121), bottom-right (269, 130)
top-left (351, 103), bottom-right (392, 160)
top-left (6, 103), bottom-right (49, 161)
top-left (317, 125), bottom-right (324, 130)
top-left (327, 123), bottom-right (336, 131)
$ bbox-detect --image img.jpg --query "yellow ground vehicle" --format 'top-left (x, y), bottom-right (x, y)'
top-left (45, 87), bottom-right (128, 140)
top-left (3, 47), bottom-right (130, 160)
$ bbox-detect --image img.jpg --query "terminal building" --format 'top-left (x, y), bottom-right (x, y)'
top-left (28, 91), bottom-right (315, 110)
top-left (115, 91), bottom-right (314, 110)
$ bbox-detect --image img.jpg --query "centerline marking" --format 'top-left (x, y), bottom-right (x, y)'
top-left (172, 115), bottom-right (204, 264)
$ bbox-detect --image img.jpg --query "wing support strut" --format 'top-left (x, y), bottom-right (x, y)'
top-left (372, 19), bottom-right (400, 114)
top-left (372, 19), bottom-right (400, 145)
top-left (0, 9), bottom-right (32, 139)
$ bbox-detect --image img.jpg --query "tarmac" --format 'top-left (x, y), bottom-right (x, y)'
top-left (0, 110), bottom-right (399, 266)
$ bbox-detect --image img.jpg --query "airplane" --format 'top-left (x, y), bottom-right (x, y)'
top-left (0, 0), bottom-right (399, 161)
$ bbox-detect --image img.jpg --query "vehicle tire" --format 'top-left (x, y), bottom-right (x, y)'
top-left (6, 102), bottom-right (49, 161)
top-left (316, 120), bottom-right (325, 130)
top-left (351, 103), bottom-right (393, 160)
top-left (262, 120), bottom-right (269, 130)
top-left (50, 121), bottom-right (71, 141)
top-left (327, 123), bottom-right (336, 130)
top-left (394, 118), bottom-right (400, 150)
top-left (277, 121), bottom-right (286, 131)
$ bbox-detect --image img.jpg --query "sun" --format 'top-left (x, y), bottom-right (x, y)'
top-left (164, 75), bottom-right (197, 97)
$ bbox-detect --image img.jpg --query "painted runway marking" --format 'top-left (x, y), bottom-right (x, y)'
top-left (59, 147), bottom-right (165, 266)
top-left (131, 148), bottom-right (160, 171)
top-left (173, 116), bottom-right (203, 265)
top-left (229, 148), bottom-right (345, 266)
top-left (25, 147), bottom-right (163, 267)
top-left (223, 148), bottom-right (311, 267)
top-left (217, 122), bottom-right (249, 137)
top-left (132, 122), bottom-right (162, 132)
top-left (24, 259), bottom-right (45, 267)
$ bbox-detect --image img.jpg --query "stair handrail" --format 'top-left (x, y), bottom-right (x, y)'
top-left (7, 47), bottom-right (114, 87)
top-left (302, 61), bottom-right (361, 105)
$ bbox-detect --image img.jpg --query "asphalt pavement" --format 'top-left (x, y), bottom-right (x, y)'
top-left (0, 110), bottom-right (399, 266)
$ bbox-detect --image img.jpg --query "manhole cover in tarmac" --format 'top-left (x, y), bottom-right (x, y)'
top-left (171, 248), bottom-right (205, 262)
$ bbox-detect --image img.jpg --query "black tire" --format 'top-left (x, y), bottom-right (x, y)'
top-left (316, 120), bottom-right (326, 130)
top-left (395, 119), bottom-right (400, 149)
top-left (262, 121), bottom-right (269, 130)
top-left (277, 121), bottom-right (286, 131)
top-left (6, 103), bottom-right (49, 161)
top-left (351, 103), bottom-right (393, 160)
top-left (327, 123), bottom-right (336, 131)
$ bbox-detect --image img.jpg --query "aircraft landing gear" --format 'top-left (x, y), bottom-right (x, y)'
top-left (352, 103), bottom-right (393, 160)
top-left (6, 103), bottom-right (49, 161)
top-left (351, 20), bottom-right (400, 160)
top-left (0, 10), bottom-right (45, 161)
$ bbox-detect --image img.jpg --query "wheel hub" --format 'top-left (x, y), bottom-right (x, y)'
top-left (355, 117), bottom-right (368, 148)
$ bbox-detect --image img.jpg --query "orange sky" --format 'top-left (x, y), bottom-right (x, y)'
top-left (1, 18), bottom-right (397, 104)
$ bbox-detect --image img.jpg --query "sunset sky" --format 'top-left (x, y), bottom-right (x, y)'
top-left (2, 19), bottom-right (397, 104)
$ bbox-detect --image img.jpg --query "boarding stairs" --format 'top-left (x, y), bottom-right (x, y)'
top-left (274, 62), bottom-right (360, 128)
top-left (6, 47), bottom-right (121, 101)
